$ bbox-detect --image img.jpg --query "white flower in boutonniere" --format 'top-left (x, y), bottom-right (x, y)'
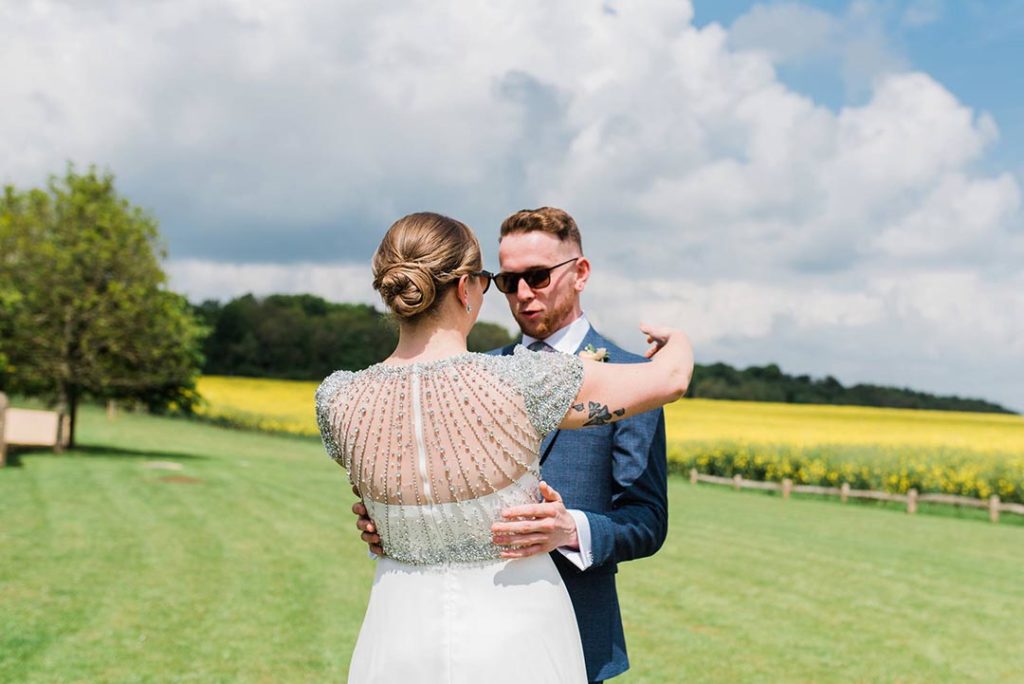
top-left (578, 344), bottom-right (609, 362)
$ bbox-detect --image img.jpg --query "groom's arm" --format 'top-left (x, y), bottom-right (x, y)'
top-left (492, 409), bottom-right (668, 566)
top-left (582, 407), bottom-right (669, 568)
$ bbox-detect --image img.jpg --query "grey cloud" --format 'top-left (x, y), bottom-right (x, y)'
top-left (496, 70), bottom-right (575, 197)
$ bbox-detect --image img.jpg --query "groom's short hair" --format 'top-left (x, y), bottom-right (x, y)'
top-left (499, 207), bottom-right (583, 252)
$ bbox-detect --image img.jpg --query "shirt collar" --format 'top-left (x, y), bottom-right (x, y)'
top-left (522, 314), bottom-right (591, 354)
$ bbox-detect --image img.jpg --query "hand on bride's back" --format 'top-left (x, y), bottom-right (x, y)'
top-left (352, 485), bottom-right (383, 556)
top-left (491, 482), bottom-right (578, 559)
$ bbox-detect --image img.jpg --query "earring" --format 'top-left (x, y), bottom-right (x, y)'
top-left (466, 304), bottom-right (473, 313)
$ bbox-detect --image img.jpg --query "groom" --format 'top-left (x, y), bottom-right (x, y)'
top-left (355, 207), bottom-right (668, 683)
top-left (488, 207), bottom-right (668, 683)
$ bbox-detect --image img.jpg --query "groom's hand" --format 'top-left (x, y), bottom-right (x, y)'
top-left (491, 481), bottom-right (578, 559)
top-left (352, 485), bottom-right (383, 556)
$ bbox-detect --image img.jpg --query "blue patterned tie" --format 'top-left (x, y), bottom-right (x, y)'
top-left (528, 340), bottom-right (555, 353)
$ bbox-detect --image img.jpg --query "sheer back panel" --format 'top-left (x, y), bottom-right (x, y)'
top-left (316, 348), bottom-right (583, 564)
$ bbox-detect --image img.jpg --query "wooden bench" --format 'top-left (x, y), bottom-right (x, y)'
top-left (0, 392), bottom-right (70, 467)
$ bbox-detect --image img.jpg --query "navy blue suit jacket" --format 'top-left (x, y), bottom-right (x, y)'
top-left (496, 327), bottom-right (669, 682)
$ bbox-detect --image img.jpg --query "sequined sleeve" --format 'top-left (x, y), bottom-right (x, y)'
top-left (507, 345), bottom-right (585, 437)
top-left (315, 370), bottom-right (354, 464)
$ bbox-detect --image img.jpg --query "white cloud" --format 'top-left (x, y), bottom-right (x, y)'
top-left (3, 0), bottom-right (1022, 409)
top-left (902, 0), bottom-right (944, 28)
top-left (872, 172), bottom-right (1020, 259)
top-left (582, 268), bottom-right (1024, 410)
top-left (585, 272), bottom-right (886, 347)
top-left (167, 259), bottom-right (378, 306)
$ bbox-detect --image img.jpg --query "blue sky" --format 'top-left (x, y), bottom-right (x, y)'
top-left (697, 1), bottom-right (1024, 177)
top-left (2, 0), bottom-right (1022, 410)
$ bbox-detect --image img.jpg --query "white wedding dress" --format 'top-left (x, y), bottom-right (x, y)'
top-left (316, 346), bottom-right (588, 683)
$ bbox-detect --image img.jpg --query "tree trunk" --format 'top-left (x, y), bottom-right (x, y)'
top-left (67, 384), bottom-right (79, 449)
top-left (57, 381), bottom-right (79, 450)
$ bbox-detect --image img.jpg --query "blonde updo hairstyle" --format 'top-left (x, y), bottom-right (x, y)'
top-left (372, 212), bottom-right (483, 322)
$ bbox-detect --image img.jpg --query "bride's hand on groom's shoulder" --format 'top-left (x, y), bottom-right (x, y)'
top-left (491, 482), bottom-right (578, 559)
top-left (352, 485), bottom-right (384, 556)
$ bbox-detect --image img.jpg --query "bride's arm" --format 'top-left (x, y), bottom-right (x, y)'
top-left (558, 326), bottom-right (693, 430)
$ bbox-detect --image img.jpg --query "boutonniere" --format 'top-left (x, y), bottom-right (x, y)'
top-left (578, 344), bottom-right (609, 362)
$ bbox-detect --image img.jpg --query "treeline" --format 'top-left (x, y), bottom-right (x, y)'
top-left (688, 362), bottom-right (1013, 414)
top-left (192, 294), bottom-right (514, 380)
top-left (194, 294), bottom-right (1013, 414)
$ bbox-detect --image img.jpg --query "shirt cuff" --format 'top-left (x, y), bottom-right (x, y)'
top-left (556, 509), bottom-right (594, 571)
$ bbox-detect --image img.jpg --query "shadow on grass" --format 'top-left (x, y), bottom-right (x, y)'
top-left (2, 444), bottom-right (210, 468)
top-left (73, 444), bottom-right (211, 461)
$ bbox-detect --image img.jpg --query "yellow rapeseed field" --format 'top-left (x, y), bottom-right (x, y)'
top-left (196, 375), bottom-right (1024, 503)
top-left (664, 400), bottom-right (1024, 503)
top-left (196, 376), bottom-right (320, 436)
top-left (663, 399), bottom-right (1024, 453)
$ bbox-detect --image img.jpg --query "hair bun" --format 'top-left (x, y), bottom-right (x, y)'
top-left (375, 261), bottom-right (437, 319)
top-left (371, 212), bottom-right (482, 321)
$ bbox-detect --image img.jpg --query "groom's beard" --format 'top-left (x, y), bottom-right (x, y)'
top-left (512, 292), bottom-right (577, 340)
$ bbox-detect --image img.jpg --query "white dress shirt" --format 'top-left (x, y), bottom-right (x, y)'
top-left (522, 314), bottom-right (595, 571)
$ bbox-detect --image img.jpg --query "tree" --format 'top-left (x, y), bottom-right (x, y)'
top-left (193, 293), bottom-right (517, 379)
top-left (467, 321), bottom-right (515, 352)
top-left (0, 165), bottom-right (206, 447)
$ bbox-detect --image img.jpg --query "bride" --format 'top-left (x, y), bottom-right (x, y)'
top-left (315, 212), bottom-right (692, 683)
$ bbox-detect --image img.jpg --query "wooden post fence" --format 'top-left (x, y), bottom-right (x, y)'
top-left (686, 470), bottom-right (1024, 525)
top-left (0, 392), bottom-right (8, 468)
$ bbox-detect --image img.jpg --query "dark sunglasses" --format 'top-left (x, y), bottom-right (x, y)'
top-left (493, 257), bottom-right (579, 294)
top-left (470, 270), bottom-right (494, 294)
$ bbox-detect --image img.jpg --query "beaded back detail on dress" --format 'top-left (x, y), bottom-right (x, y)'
top-left (315, 346), bottom-right (584, 565)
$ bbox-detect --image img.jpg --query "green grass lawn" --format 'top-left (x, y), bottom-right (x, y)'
top-left (2, 407), bottom-right (1022, 683)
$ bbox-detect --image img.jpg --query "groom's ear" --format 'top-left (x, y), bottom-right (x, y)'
top-left (573, 257), bottom-right (591, 292)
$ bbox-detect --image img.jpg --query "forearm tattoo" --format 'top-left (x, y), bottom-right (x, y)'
top-left (573, 401), bottom-right (625, 426)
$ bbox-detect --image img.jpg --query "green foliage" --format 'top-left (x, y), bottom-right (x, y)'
top-left (195, 294), bottom-right (515, 379)
top-left (195, 295), bottom-right (393, 379)
top-left (690, 361), bottom-right (1012, 413)
top-left (466, 320), bottom-right (516, 352)
top-left (0, 165), bottom-right (206, 444)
